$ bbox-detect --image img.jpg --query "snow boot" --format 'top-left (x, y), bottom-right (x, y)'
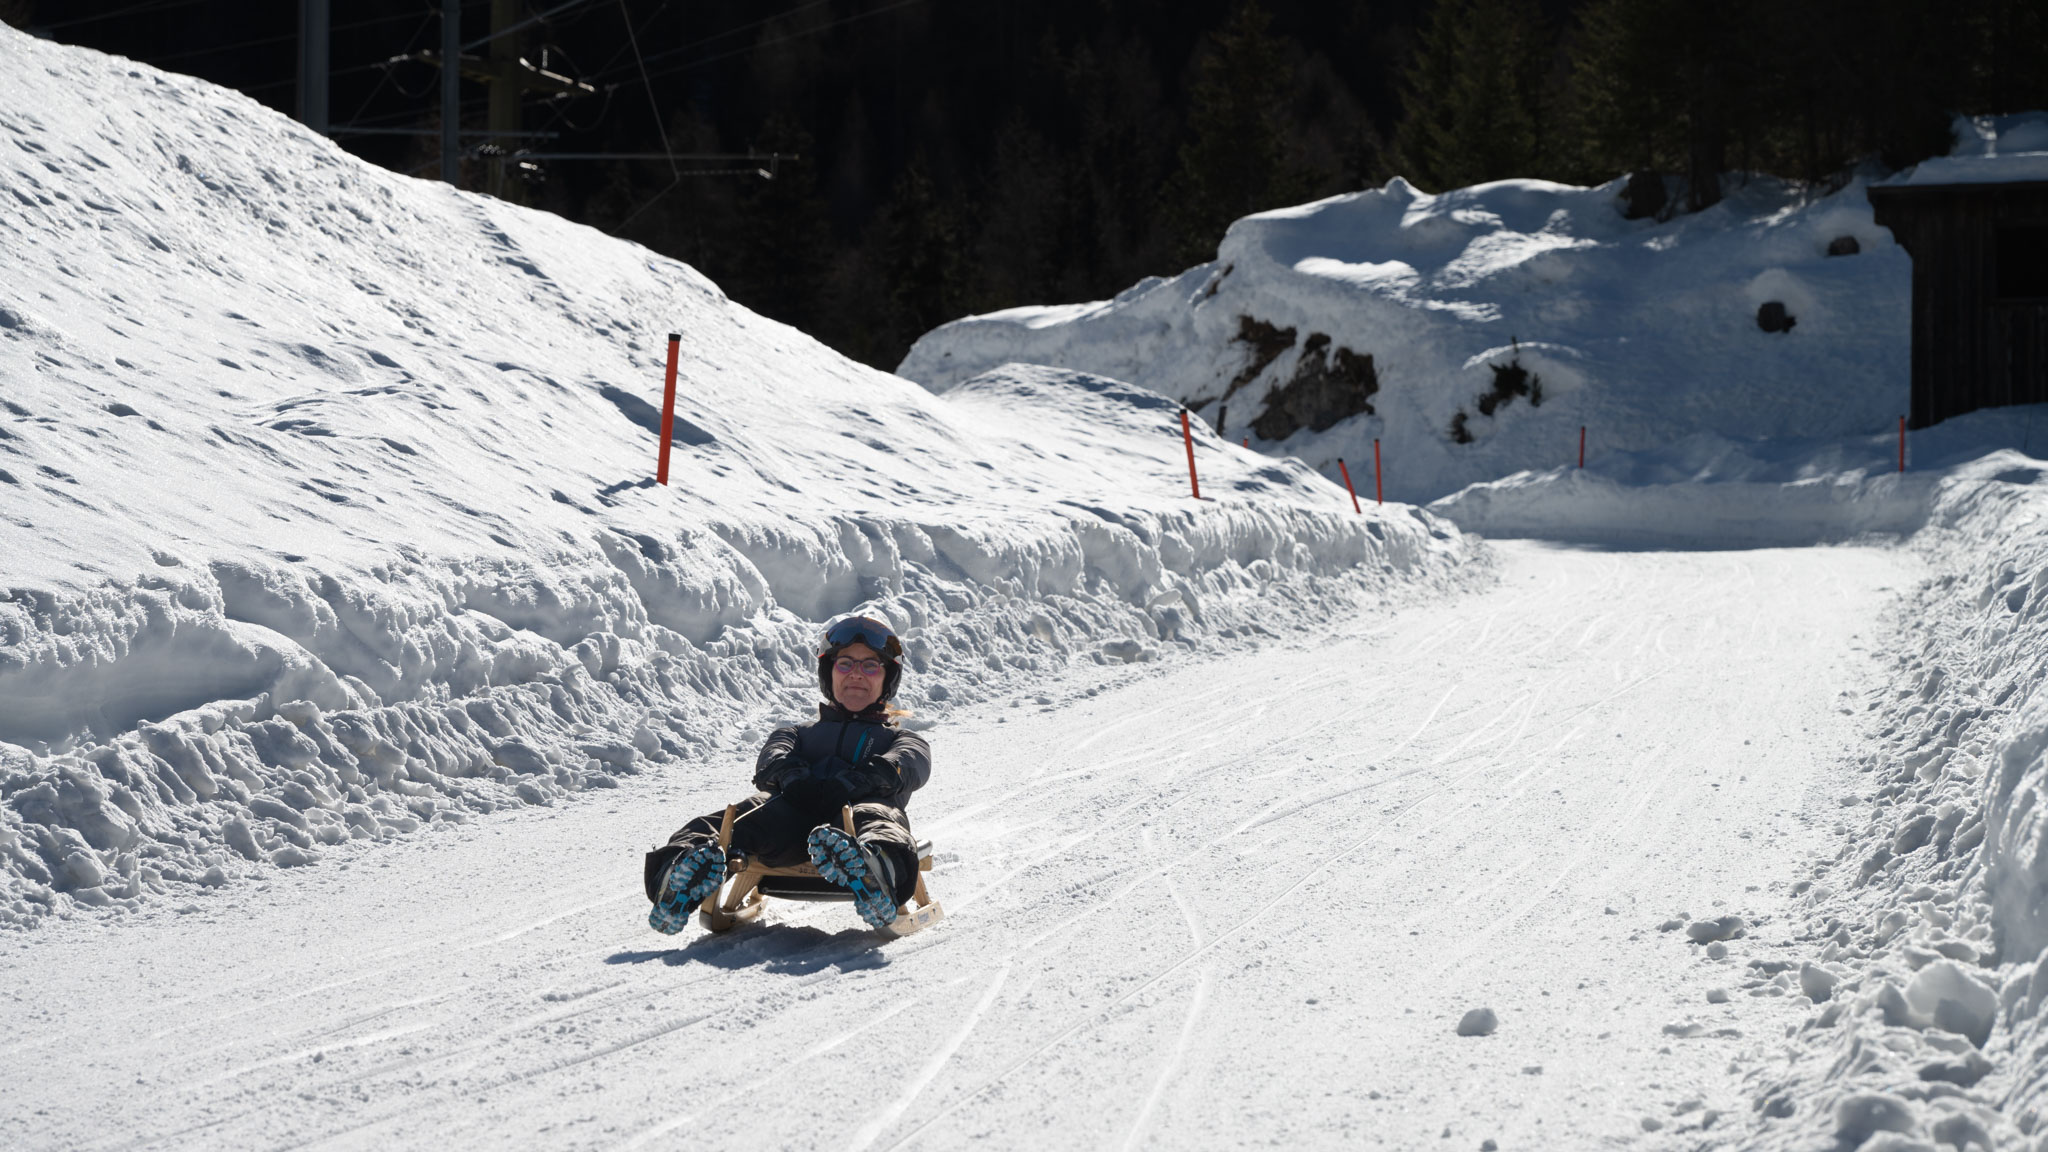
top-left (807, 825), bottom-right (899, 930)
top-left (648, 843), bottom-right (727, 935)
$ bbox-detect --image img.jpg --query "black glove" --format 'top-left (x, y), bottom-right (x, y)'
top-left (852, 755), bottom-right (900, 798)
top-left (755, 754), bottom-right (810, 794)
top-left (780, 756), bottom-right (856, 809)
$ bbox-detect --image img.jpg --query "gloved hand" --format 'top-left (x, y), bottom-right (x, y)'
top-left (780, 756), bottom-right (856, 809)
top-left (755, 754), bottom-right (810, 794)
top-left (852, 755), bottom-right (900, 798)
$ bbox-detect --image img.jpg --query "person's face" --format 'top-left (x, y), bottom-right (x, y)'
top-left (830, 641), bottom-right (884, 712)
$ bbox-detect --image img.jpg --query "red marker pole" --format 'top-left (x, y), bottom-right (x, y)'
top-left (1180, 409), bottom-right (1201, 500)
top-left (1898, 415), bottom-right (1906, 473)
top-left (1373, 438), bottom-right (1383, 504)
top-left (656, 333), bottom-right (680, 485)
top-left (1337, 458), bottom-right (1361, 513)
top-left (1578, 425), bottom-right (1586, 469)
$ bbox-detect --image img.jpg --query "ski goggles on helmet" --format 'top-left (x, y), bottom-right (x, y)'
top-left (820, 615), bottom-right (902, 659)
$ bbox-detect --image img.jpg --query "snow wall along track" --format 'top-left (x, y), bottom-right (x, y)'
top-left (0, 24), bottom-right (1478, 927)
top-left (1710, 454), bottom-right (2048, 1152)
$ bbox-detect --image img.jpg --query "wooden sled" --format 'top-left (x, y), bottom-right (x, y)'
top-left (696, 804), bottom-right (944, 938)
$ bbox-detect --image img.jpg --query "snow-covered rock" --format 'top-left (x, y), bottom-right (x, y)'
top-left (900, 169), bottom-right (1912, 506)
top-left (0, 24), bottom-right (1477, 925)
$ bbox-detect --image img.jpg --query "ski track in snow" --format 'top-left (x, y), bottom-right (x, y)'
top-left (0, 541), bottom-right (1908, 1149)
top-left (1118, 963), bottom-right (1215, 1152)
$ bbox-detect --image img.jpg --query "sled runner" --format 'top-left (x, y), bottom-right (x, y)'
top-left (696, 804), bottom-right (944, 937)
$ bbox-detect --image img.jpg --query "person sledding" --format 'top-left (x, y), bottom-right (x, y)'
top-left (644, 614), bottom-right (930, 933)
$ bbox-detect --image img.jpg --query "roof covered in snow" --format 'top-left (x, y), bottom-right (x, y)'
top-left (1881, 112), bottom-right (2048, 187)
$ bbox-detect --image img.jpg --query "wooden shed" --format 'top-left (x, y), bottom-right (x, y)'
top-left (1868, 178), bottom-right (2048, 428)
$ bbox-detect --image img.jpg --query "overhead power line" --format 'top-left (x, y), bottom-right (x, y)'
top-left (604, 0), bottom-right (838, 77)
top-left (459, 0), bottom-right (602, 53)
top-left (243, 61), bottom-right (385, 96)
top-left (34, 0), bottom-right (209, 33)
top-left (124, 9), bottom-right (440, 69)
top-left (570, 0), bottom-right (668, 87)
top-left (397, 48), bottom-right (597, 98)
top-left (617, 0), bottom-right (673, 174)
top-left (610, 0), bottom-right (680, 232)
top-left (513, 150), bottom-right (794, 161)
top-left (332, 127), bottom-right (561, 139)
top-left (624, 0), bottom-right (937, 88)
top-left (339, 9), bottom-right (440, 122)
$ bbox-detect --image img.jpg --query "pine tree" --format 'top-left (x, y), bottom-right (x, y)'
top-left (1970, 0), bottom-right (2048, 117)
top-left (1161, 2), bottom-right (1300, 269)
top-left (1392, 0), bottom-right (1556, 192)
top-left (1845, 0), bottom-right (1988, 173)
top-left (871, 158), bottom-right (966, 364)
top-left (725, 117), bottom-right (834, 338)
top-left (1566, 0), bottom-right (1765, 212)
top-left (971, 115), bottom-right (1075, 313)
top-left (1062, 30), bottom-right (1178, 295)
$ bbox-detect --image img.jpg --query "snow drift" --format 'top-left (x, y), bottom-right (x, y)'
top-left (1691, 452), bottom-right (2048, 1150)
top-left (1426, 402), bottom-right (2048, 549)
top-left (0, 24), bottom-right (1476, 926)
top-left (899, 168), bottom-right (1911, 507)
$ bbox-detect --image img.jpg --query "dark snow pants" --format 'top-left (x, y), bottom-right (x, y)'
top-left (643, 792), bottom-right (920, 906)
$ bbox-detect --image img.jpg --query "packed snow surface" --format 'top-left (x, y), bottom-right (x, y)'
top-left (0, 540), bottom-right (1913, 1149)
top-left (899, 165), bottom-right (1914, 507)
top-left (0, 22), bottom-right (1471, 927)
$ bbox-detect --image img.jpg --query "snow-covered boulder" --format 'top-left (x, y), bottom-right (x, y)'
top-left (900, 172), bottom-right (1911, 506)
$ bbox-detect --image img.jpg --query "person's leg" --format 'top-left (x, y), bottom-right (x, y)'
top-left (644, 794), bottom-right (765, 900)
top-left (849, 802), bottom-right (920, 907)
top-left (645, 795), bottom-right (775, 935)
top-left (808, 802), bottom-right (919, 928)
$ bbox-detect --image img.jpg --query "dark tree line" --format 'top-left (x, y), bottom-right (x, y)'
top-left (549, 0), bottom-right (1403, 369)
top-left (12, 0), bottom-right (2048, 370)
top-left (1398, 0), bottom-right (2048, 213)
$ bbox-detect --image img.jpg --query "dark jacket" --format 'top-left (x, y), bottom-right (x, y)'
top-left (752, 703), bottom-right (930, 812)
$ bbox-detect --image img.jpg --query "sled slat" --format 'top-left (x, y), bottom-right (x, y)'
top-left (884, 901), bottom-right (942, 937)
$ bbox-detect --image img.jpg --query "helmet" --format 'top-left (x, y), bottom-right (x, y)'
top-left (817, 615), bottom-right (904, 704)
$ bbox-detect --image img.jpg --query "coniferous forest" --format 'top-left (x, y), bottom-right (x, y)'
top-left (14, 0), bottom-right (2048, 371)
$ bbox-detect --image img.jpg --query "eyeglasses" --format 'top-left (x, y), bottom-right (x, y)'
top-left (821, 615), bottom-right (902, 659)
top-left (833, 657), bottom-right (884, 678)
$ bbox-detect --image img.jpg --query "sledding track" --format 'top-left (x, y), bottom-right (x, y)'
top-left (0, 541), bottom-right (1912, 1150)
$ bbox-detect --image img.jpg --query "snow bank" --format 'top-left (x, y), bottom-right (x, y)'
top-left (0, 26), bottom-right (1477, 926)
top-left (1429, 466), bottom-right (1934, 548)
top-left (1427, 404), bottom-right (2048, 548)
top-left (900, 168), bottom-right (1911, 506)
top-left (1722, 455), bottom-right (2048, 1150)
